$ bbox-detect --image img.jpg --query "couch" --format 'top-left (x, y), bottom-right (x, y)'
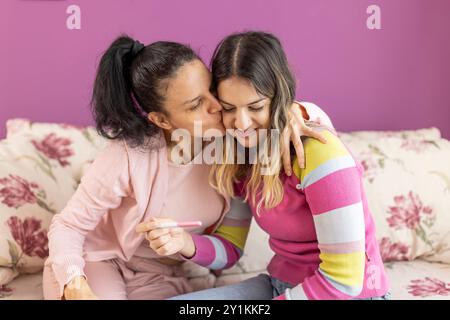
top-left (1, 119), bottom-right (449, 300)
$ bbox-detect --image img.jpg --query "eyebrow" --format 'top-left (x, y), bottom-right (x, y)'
top-left (183, 96), bottom-right (201, 105)
top-left (219, 97), bottom-right (266, 107)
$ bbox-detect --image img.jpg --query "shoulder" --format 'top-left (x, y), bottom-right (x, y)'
top-left (122, 132), bottom-right (168, 167)
top-left (303, 130), bottom-right (349, 161)
top-left (81, 139), bottom-right (131, 185)
top-left (91, 139), bottom-right (129, 167)
top-left (85, 134), bottom-right (165, 178)
top-left (293, 130), bottom-right (355, 182)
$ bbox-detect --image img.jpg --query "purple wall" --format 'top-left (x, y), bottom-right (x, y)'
top-left (1, 0), bottom-right (449, 138)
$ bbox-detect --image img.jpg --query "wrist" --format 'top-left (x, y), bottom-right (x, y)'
top-left (65, 275), bottom-right (86, 292)
top-left (180, 231), bottom-right (196, 258)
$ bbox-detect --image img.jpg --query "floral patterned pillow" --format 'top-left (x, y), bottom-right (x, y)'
top-left (6, 118), bottom-right (106, 183)
top-left (339, 129), bottom-right (450, 264)
top-left (0, 119), bottom-right (106, 286)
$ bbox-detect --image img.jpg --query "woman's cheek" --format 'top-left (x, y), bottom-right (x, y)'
top-left (259, 109), bottom-right (271, 129)
top-left (221, 114), bottom-right (233, 129)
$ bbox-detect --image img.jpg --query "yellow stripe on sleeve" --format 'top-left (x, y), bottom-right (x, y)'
top-left (293, 130), bottom-right (350, 182)
top-left (214, 224), bottom-right (250, 251)
top-left (319, 251), bottom-right (365, 287)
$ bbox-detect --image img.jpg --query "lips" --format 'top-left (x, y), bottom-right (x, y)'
top-left (235, 128), bottom-right (256, 138)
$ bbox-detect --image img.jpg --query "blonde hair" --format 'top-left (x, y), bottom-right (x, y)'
top-left (209, 31), bottom-right (296, 214)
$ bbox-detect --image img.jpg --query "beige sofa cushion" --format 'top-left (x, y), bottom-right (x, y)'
top-left (0, 119), bottom-right (106, 285)
top-left (339, 129), bottom-right (450, 264)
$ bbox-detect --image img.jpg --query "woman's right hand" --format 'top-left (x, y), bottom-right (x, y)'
top-left (63, 276), bottom-right (99, 300)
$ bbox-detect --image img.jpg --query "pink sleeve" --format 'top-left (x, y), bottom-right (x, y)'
top-left (287, 166), bottom-right (366, 300)
top-left (47, 140), bottom-right (131, 297)
top-left (285, 132), bottom-right (366, 300)
top-left (184, 196), bottom-right (252, 270)
top-left (187, 233), bottom-right (242, 269)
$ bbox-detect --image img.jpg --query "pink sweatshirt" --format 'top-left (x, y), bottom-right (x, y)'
top-left (46, 132), bottom-right (231, 296)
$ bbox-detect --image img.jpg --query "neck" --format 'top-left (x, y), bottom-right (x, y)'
top-left (164, 130), bottom-right (204, 163)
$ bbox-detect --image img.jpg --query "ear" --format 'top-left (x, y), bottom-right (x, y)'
top-left (147, 112), bottom-right (173, 131)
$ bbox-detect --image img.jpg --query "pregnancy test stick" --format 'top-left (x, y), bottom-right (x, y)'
top-left (153, 221), bottom-right (202, 229)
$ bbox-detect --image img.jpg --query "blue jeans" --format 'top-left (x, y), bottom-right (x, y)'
top-left (168, 273), bottom-right (392, 300)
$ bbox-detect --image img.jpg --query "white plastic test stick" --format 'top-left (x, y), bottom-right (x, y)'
top-left (153, 221), bottom-right (202, 229)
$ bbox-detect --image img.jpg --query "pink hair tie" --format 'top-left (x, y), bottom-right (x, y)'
top-left (130, 91), bottom-right (148, 118)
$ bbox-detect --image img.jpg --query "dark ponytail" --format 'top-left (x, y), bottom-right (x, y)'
top-left (91, 35), bottom-right (198, 148)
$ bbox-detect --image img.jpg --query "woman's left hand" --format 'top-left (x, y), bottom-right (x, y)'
top-left (281, 102), bottom-right (328, 176)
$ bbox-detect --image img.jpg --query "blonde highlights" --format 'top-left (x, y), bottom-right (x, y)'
top-left (210, 31), bottom-right (296, 214)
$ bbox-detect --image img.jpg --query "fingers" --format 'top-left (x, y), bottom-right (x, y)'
top-left (291, 103), bottom-right (305, 124)
top-left (146, 228), bottom-right (170, 240)
top-left (135, 219), bottom-right (157, 233)
top-left (150, 240), bottom-right (178, 256)
top-left (136, 218), bottom-right (188, 257)
top-left (153, 243), bottom-right (173, 256)
top-left (291, 105), bottom-right (306, 129)
top-left (135, 217), bottom-right (175, 233)
top-left (148, 233), bottom-right (171, 249)
top-left (147, 227), bottom-right (183, 242)
top-left (303, 126), bottom-right (328, 144)
top-left (291, 106), bottom-right (328, 145)
top-left (291, 128), bottom-right (305, 169)
top-left (169, 227), bottom-right (183, 236)
top-left (147, 227), bottom-right (183, 255)
top-left (281, 127), bottom-right (292, 176)
top-left (288, 114), bottom-right (307, 169)
top-left (290, 107), bottom-right (306, 168)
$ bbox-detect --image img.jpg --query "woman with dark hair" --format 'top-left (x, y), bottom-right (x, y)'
top-left (42, 34), bottom-right (322, 300)
top-left (167, 31), bottom-right (390, 300)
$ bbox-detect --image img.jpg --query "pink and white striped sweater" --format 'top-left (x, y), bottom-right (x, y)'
top-left (188, 130), bottom-right (390, 300)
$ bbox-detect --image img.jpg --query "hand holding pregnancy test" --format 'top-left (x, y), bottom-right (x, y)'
top-left (135, 217), bottom-right (199, 258)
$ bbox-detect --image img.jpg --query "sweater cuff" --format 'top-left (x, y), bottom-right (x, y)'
top-left (181, 233), bottom-right (215, 267)
top-left (50, 255), bottom-right (86, 298)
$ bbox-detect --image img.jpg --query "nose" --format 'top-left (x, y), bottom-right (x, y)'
top-left (235, 109), bottom-right (252, 131)
top-left (206, 94), bottom-right (222, 114)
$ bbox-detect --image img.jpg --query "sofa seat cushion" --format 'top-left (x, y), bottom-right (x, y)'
top-left (214, 260), bottom-right (450, 300)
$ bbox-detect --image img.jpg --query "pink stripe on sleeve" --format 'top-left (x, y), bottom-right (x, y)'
top-left (187, 233), bottom-right (216, 267)
top-left (318, 240), bottom-right (365, 254)
top-left (305, 167), bottom-right (362, 215)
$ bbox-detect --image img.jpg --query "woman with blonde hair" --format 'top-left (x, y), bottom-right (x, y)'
top-left (165, 31), bottom-right (390, 300)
